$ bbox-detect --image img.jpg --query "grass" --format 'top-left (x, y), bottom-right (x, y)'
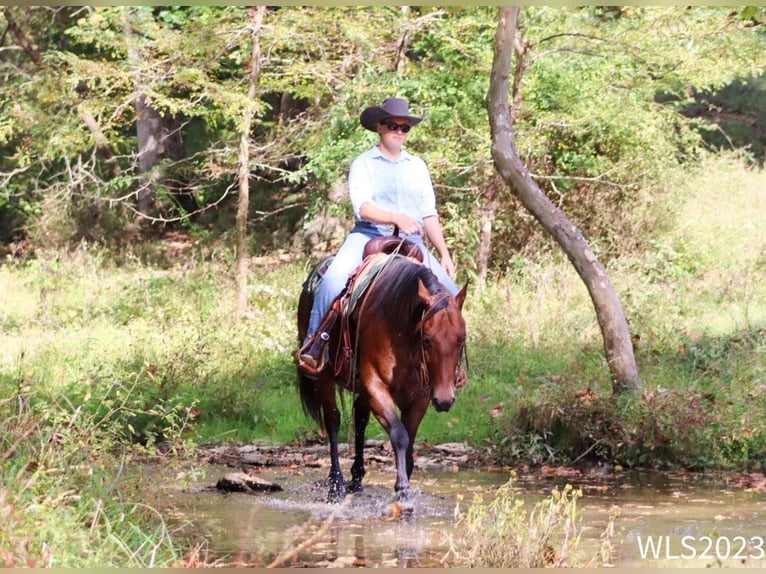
top-left (0, 151), bottom-right (764, 565)
top-left (449, 479), bottom-right (616, 567)
top-left (2, 154), bottom-right (765, 458)
top-left (0, 390), bottom-right (185, 567)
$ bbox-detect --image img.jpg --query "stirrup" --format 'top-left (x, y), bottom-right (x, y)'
top-left (296, 332), bottom-right (330, 376)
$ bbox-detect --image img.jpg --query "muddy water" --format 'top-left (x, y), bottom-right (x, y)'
top-left (148, 462), bottom-right (766, 568)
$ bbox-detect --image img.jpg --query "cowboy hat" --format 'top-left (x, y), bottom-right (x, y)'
top-left (359, 97), bottom-right (425, 132)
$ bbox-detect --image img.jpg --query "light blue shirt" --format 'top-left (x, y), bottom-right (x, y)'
top-left (348, 145), bottom-right (437, 235)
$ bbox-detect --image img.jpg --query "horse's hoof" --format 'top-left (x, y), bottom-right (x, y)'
top-left (392, 488), bottom-right (416, 514)
top-left (346, 479), bottom-right (364, 493)
top-left (327, 492), bottom-right (345, 504)
top-left (327, 485), bottom-right (347, 504)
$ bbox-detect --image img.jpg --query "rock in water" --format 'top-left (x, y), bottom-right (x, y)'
top-left (216, 472), bottom-right (283, 493)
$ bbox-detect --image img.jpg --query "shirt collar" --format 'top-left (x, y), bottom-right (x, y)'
top-left (369, 145), bottom-right (412, 162)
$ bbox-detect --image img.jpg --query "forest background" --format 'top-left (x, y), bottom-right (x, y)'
top-left (1, 5), bottom-right (766, 566)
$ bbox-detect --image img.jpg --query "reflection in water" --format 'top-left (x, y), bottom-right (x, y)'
top-left (149, 464), bottom-right (766, 568)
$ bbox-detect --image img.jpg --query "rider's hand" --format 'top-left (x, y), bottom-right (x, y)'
top-left (394, 214), bottom-right (423, 236)
top-left (441, 253), bottom-right (456, 278)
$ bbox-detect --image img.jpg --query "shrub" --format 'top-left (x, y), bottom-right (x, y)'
top-left (449, 479), bottom-right (615, 567)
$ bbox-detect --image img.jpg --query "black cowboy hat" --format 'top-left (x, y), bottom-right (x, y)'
top-left (359, 97), bottom-right (425, 132)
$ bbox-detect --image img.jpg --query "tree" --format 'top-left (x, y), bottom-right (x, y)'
top-left (488, 7), bottom-right (642, 394)
top-left (236, 6), bottom-right (266, 320)
top-left (1, 6), bottom-right (762, 265)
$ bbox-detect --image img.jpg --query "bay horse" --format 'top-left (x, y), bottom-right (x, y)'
top-left (296, 253), bottom-right (468, 503)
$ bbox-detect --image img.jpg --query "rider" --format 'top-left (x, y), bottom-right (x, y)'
top-left (298, 97), bottom-right (459, 373)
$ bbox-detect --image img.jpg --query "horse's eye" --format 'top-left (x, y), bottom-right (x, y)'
top-left (422, 335), bottom-right (433, 349)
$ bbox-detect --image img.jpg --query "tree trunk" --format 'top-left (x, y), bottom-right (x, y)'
top-left (81, 111), bottom-right (123, 180)
top-left (394, 6), bottom-right (410, 74)
top-left (235, 6), bottom-right (266, 320)
top-left (133, 94), bottom-right (162, 220)
top-left (2, 8), bottom-right (42, 66)
top-left (123, 11), bottom-right (161, 223)
top-left (476, 174), bottom-right (502, 289)
top-left (488, 7), bottom-right (641, 395)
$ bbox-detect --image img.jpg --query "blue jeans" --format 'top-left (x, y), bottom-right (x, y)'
top-left (306, 227), bottom-right (459, 340)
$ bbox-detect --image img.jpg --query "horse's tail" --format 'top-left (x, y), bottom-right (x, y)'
top-left (297, 370), bottom-right (326, 428)
top-left (296, 285), bottom-right (326, 429)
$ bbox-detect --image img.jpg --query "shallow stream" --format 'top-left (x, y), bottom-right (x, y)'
top-left (139, 457), bottom-right (766, 568)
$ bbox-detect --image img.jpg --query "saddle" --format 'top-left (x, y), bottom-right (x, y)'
top-left (362, 235), bottom-right (423, 262)
top-left (297, 237), bottom-right (423, 378)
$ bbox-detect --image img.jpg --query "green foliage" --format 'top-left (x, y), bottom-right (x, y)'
top-left (481, 319), bottom-right (766, 471)
top-left (450, 480), bottom-right (614, 567)
top-left (2, 6), bottom-right (764, 270)
top-left (0, 383), bottom-right (184, 566)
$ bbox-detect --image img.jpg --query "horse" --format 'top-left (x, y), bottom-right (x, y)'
top-left (296, 253), bottom-right (468, 503)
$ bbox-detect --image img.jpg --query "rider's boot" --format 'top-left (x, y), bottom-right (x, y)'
top-left (297, 308), bottom-right (339, 375)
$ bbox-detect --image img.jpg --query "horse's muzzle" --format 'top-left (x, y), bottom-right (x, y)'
top-left (431, 396), bottom-right (455, 413)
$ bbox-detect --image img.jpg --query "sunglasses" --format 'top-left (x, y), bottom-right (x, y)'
top-left (383, 121), bottom-right (411, 133)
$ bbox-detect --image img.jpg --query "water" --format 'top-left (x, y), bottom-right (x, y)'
top-left (144, 462), bottom-right (766, 568)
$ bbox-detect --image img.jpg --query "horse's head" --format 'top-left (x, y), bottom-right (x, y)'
top-left (417, 281), bottom-right (468, 413)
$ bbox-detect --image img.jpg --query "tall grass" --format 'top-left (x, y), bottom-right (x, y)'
top-left (1, 247), bottom-right (311, 446)
top-left (449, 479), bottom-right (615, 567)
top-left (0, 389), bottom-right (183, 567)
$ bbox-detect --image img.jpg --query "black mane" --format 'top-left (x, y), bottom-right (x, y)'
top-left (360, 255), bottom-right (447, 331)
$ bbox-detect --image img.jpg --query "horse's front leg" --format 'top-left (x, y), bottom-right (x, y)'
top-left (389, 418), bottom-right (412, 495)
top-left (401, 398), bottom-right (430, 480)
top-left (377, 413), bottom-right (412, 494)
top-left (348, 394), bottom-right (370, 493)
top-left (365, 380), bottom-right (412, 494)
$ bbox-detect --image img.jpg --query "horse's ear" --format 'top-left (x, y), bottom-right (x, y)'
top-left (456, 281), bottom-right (468, 310)
top-left (417, 279), bottom-right (431, 305)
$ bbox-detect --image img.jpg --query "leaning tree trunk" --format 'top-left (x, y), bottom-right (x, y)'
top-left (235, 6), bottom-right (267, 320)
top-left (488, 7), bottom-right (641, 395)
top-left (4, 7), bottom-right (121, 180)
top-left (3, 6), bottom-right (121, 239)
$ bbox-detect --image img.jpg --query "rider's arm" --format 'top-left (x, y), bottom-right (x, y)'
top-left (423, 215), bottom-right (456, 278)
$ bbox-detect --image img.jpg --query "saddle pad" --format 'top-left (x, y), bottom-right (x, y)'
top-left (344, 252), bottom-right (397, 315)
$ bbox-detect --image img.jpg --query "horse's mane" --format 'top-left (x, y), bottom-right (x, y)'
top-left (360, 255), bottom-right (446, 331)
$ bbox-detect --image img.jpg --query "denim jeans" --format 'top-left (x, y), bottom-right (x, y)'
top-left (306, 228), bottom-right (459, 340)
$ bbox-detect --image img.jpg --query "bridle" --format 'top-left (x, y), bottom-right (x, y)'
top-left (417, 290), bottom-right (469, 394)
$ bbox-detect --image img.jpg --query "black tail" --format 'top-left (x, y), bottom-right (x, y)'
top-left (296, 287), bottom-right (326, 428)
top-left (297, 370), bottom-right (325, 428)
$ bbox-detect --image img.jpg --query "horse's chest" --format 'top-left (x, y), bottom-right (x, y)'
top-left (390, 363), bottom-right (429, 402)
top-left (358, 336), bottom-right (428, 400)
